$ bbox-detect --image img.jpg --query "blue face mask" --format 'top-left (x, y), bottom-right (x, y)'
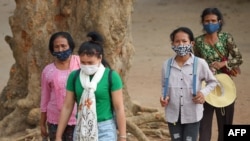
top-left (171, 44), bottom-right (192, 56)
top-left (52, 48), bottom-right (72, 61)
top-left (203, 23), bottom-right (220, 34)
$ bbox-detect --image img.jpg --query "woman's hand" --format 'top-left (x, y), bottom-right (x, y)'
top-left (40, 124), bottom-right (48, 139)
top-left (160, 96), bottom-right (169, 107)
top-left (193, 91), bottom-right (205, 104)
top-left (112, 89), bottom-right (126, 139)
top-left (40, 112), bottom-right (48, 138)
top-left (55, 137), bottom-right (62, 141)
top-left (211, 61), bottom-right (227, 70)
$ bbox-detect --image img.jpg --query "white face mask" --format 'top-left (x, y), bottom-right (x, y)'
top-left (80, 64), bottom-right (99, 75)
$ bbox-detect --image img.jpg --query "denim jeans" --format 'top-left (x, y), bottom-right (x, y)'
top-left (98, 119), bottom-right (117, 141)
top-left (73, 119), bottom-right (117, 141)
top-left (168, 121), bottom-right (200, 141)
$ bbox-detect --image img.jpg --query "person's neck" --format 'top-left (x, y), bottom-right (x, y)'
top-left (204, 32), bottom-right (218, 46)
top-left (175, 54), bottom-right (191, 67)
top-left (54, 55), bottom-right (71, 70)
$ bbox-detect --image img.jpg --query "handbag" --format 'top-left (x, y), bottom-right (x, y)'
top-left (213, 47), bottom-right (240, 77)
top-left (220, 57), bottom-right (239, 77)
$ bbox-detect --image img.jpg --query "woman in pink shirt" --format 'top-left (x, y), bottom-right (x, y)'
top-left (40, 32), bottom-right (80, 141)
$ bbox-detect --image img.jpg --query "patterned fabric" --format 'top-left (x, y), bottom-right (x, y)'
top-left (171, 44), bottom-right (192, 56)
top-left (193, 32), bottom-right (243, 72)
top-left (40, 55), bottom-right (80, 125)
top-left (47, 123), bottom-right (75, 141)
top-left (74, 64), bottom-right (105, 141)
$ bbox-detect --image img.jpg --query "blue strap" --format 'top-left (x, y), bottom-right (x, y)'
top-left (163, 57), bottom-right (198, 99)
top-left (192, 57), bottom-right (198, 97)
top-left (163, 58), bottom-right (172, 99)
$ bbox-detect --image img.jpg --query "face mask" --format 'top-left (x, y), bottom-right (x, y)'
top-left (52, 48), bottom-right (72, 61)
top-left (203, 23), bottom-right (220, 34)
top-left (171, 44), bottom-right (192, 56)
top-left (80, 64), bottom-right (99, 75)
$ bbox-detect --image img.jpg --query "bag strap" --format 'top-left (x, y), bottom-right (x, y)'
top-left (163, 58), bottom-right (172, 99)
top-left (73, 69), bottom-right (81, 99)
top-left (163, 57), bottom-right (198, 99)
top-left (192, 57), bottom-right (198, 97)
top-left (212, 46), bottom-right (225, 59)
top-left (108, 69), bottom-right (113, 99)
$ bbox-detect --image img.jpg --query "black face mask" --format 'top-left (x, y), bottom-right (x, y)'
top-left (52, 49), bottom-right (72, 61)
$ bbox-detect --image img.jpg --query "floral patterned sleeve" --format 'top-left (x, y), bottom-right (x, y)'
top-left (193, 38), bottom-right (202, 58)
top-left (192, 44), bottom-right (202, 57)
top-left (226, 33), bottom-right (243, 67)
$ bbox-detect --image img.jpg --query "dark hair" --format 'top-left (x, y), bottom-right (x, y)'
top-left (48, 31), bottom-right (75, 54)
top-left (78, 31), bottom-right (110, 68)
top-left (201, 7), bottom-right (224, 32)
top-left (170, 27), bottom-right (194, 42)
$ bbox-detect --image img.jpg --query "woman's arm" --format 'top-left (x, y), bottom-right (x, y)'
top-left (226, 33), bottom-right (243, 67)
top-left (111, 89), bottom-right (127, 140)
top-left (40, 112), bottom-right (48, 137)
top-left (40, 69), bottom-right (51, 138)
top-left (55, 90), bottom-right (76, 141)
top-left (199, 59), bottom-right (218, 97)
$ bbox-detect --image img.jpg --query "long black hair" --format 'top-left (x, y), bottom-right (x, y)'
top-left (48, 31), bottom-right (75, 54)
top-left (78, 31), bottom-right (110, 68)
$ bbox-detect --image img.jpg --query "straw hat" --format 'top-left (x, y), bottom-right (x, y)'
top-left (204, 73), bottom-right (236, 108)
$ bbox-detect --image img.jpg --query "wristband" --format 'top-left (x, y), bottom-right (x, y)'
top-left (119, 135), bottom-right (127, 139)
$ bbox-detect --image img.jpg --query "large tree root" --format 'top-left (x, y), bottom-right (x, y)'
top-left (0, 102), bottom-right (170, 141)
top-left (15, 129), bottom-right (40, 141)
top-left (0, 128), bottom-right (41, 141)
top-left (126, 102), bottom-right (170, 141)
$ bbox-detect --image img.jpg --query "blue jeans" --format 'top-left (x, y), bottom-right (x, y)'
top-left (168, 121), bottom-right (200, 141)
top-left (73, 119), bottom-right (117, 141)
top-left (98, 119), bottom-right (117, 141)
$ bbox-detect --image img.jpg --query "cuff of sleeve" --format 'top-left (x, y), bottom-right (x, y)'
top-left (225, 60), bottom-right (229, 68)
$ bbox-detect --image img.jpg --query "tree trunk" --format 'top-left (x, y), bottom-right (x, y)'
top-left (0, 0), bottom-right (167, 140)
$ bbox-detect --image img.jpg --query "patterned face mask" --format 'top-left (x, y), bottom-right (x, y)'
top-left (52, 48), bottom-right (72, 61)
top-left (171, 44), bottom-right (192, 56)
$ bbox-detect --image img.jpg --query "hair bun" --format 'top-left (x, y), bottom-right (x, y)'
top-left (87, 31), bottom-right (104, 44)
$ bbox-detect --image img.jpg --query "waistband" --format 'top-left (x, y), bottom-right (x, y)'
top-left (98, 118), bottom-right (115, 126)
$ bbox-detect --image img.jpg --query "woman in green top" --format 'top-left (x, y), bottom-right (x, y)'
top-left (56, 32), bottom-right (127, 141)
top-left (193, 8), bottom-right (243, 141)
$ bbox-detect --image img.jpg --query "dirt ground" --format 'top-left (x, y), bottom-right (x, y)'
top-left (0, 0), bottom-right (250, 140)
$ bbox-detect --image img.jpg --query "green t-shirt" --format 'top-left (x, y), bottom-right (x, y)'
top-left (66, 68), bottom-right (123, 122)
